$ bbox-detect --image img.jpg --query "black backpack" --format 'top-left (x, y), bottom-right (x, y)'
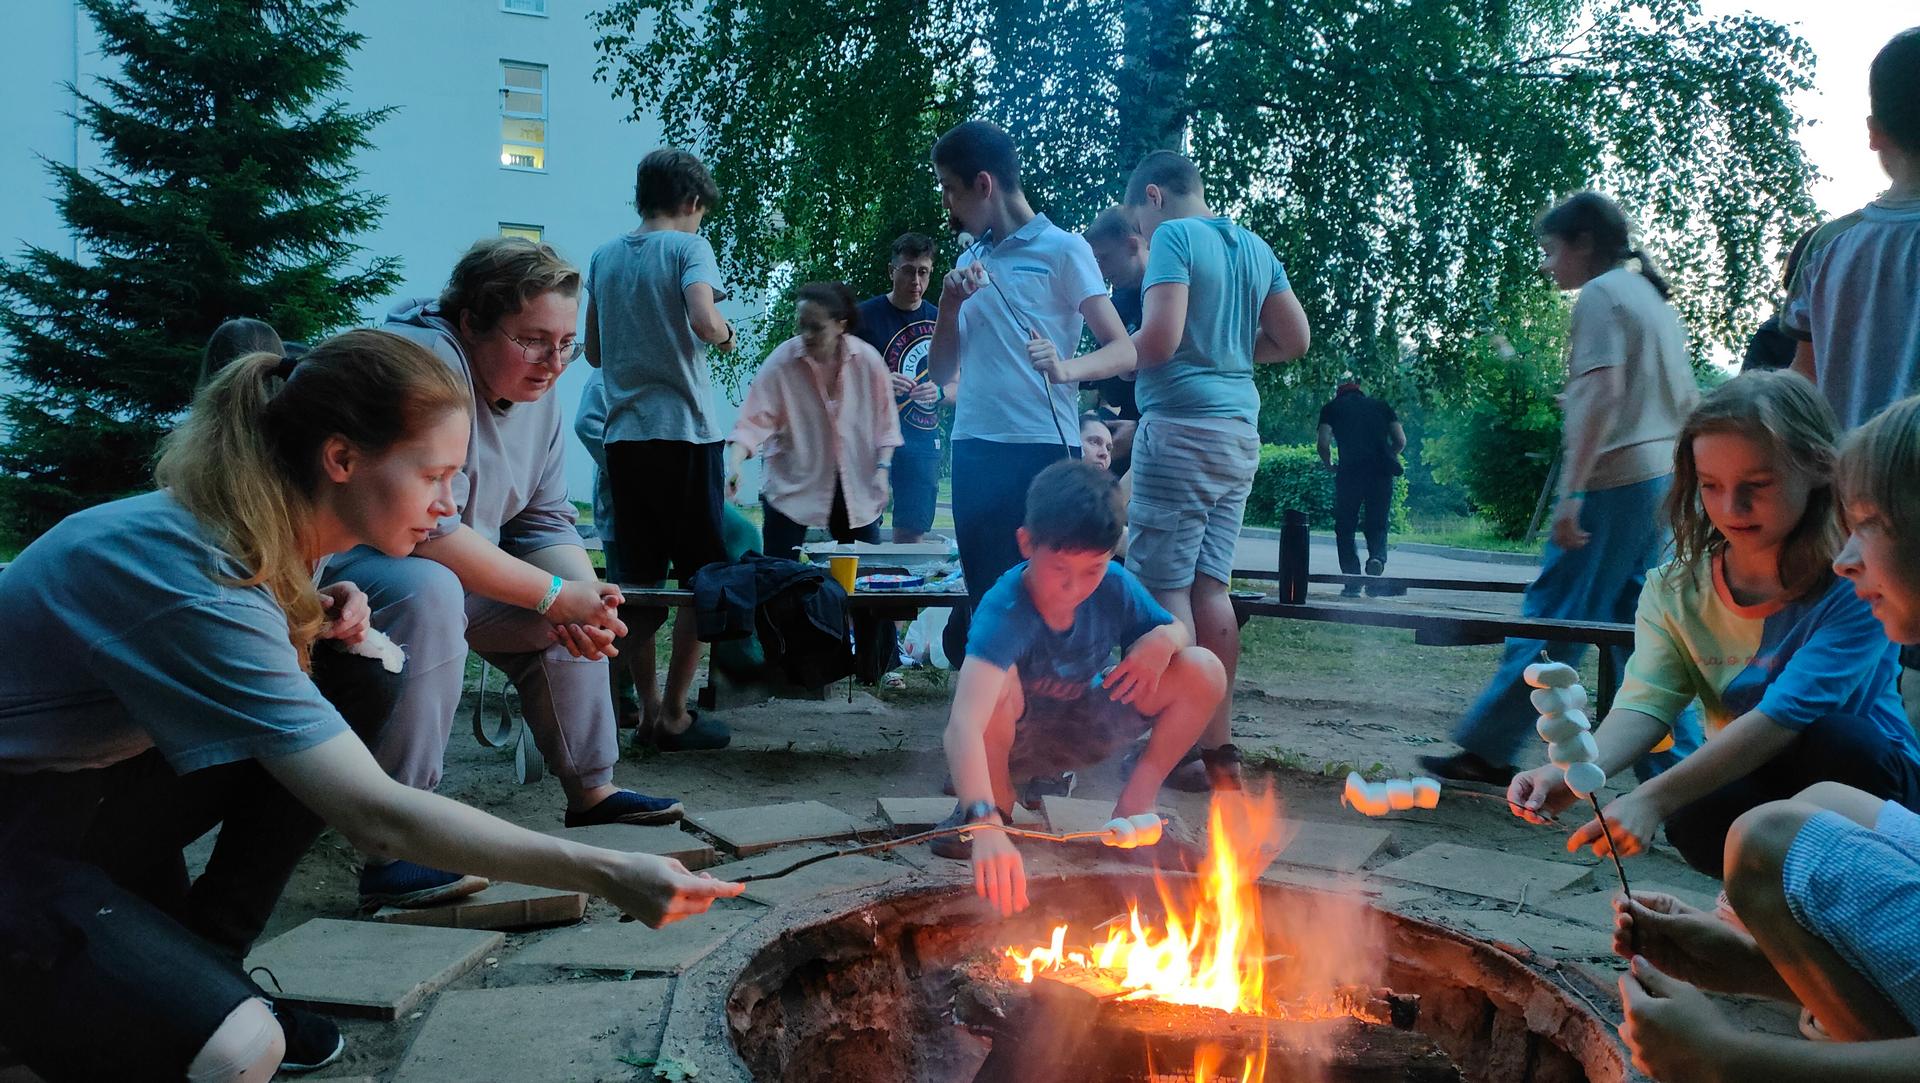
top-left (690, 554), bottom-right (853, 688)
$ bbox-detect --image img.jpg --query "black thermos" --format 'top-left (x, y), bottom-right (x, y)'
top-left (1280, 509), bottom-right (1309, 604)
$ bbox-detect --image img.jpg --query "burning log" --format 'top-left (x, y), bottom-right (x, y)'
top-left (952, 962), bottom-right (1458, 1083)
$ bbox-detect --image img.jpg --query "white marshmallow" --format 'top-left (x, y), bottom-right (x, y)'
top-left (1127, 813), bottom-right (1164, 847)
top-left (340, 627), bottom-right (406, 674)
top-left (1524, 661), bottom-right (1579, 689)
top-left (1411, 777), bottom-right (1442, 809)
top-left (1385, 780), bottom-right (1417, 810)
top-left (1548, 731), bottom-right (1600, 767)
top-left (1343, 772), bottom-right (1393, 816)
top-left (1101, 817), bottom-right (1139, 848)
top-left (1535, 709), bottom-right (1592, 744)
top-left (1530, 685), bottom-right (1589, 715)
top-left (1565, 761), bottom-right (1607, 797)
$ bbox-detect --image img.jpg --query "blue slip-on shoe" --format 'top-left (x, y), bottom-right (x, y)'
top-left (564, 789), bottom-right (685, 827)
top-left (358, 859), bottom-right (489, 911)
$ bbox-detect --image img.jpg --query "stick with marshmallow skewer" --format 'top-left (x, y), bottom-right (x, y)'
top-left (1525, 657), bottom-right (1633, 920)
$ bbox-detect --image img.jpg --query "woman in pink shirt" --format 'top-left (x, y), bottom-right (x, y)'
top-left (726, 282), bottom-right (903, 560)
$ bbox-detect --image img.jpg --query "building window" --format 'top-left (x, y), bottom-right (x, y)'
top-left (501, 0), bottom-right (548, 15)
top-left (500, 62), bottom-right (547, 171)
top-left (499, 223), bottom-right (544, 242)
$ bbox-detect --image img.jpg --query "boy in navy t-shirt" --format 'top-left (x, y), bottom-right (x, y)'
top-left (932, 461), bottom-right (1226, 915)
top-left (855, 232), bottom-right (947, 543)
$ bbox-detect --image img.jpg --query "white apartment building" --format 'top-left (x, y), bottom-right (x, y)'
top-left (6, 0), bottom-right (749, 503)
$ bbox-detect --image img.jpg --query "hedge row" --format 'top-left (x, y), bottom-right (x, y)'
top-left (1243, 444), bottom-right (1410, 532)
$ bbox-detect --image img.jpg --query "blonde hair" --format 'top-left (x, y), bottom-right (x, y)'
top-left (156, 329), bottom-right (470, 668)
top-left (1838, 395), bottom-right (1920, 588)
top-left (1663, 371), bottom-right (1842, 600)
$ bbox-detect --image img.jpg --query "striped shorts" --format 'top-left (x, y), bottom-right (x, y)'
top-left (1125, 416), bottom-right (1261, 591)
top-left (1783, 800), bottom-right (1920, 1032)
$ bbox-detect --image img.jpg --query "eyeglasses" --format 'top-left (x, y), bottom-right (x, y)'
top-left (499, 328), bottom-right (583, 367)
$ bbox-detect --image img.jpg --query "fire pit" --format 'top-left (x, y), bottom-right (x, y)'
top-left (668, 795), bottom-right (1631, 1083)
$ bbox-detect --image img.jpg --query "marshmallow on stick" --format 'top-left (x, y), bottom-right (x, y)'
top-left (1524, 663), bottom-right (1606, 794)
top-left (1344, 772), bottom-right (1442, 817)
top-left (1099, 813), bottom-right (1165, 849)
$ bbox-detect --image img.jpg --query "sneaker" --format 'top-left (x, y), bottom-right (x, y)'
top-left (883, 671), bottom-right (908, 690)
top-left (358, 860), bottom-right (489, 911)
top-left (1364, 557), bottom-right (1386, 577)
top-left (1416, 750), bottom-right (1517, 787)
top-left (267, 997), bottom-right (345, 1073)
top-left (927, 801), bottom-right (1013, 861)
top-left (1340, 582), bottom-right (1365, 598)
top-left (1200, 745), bottom-right (1244, 791)
top-left (564, 789), bottom-right (685, 827)
top-left (641, 709), bottom-right (731, 753)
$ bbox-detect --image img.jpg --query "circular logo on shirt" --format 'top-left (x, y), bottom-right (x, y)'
top-left (885, 318), bottom-right (939, 431)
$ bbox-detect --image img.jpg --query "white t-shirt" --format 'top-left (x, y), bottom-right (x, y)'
top-left (1561, 267), bottom-right (1697, 495)
top-left (950, 214), bottom-right (1108, 445)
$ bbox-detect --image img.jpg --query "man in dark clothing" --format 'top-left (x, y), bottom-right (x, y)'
top-left (1083, 206), bottom-right (1145, 474)
top-left (1317, 373), bottom-right (1406, 596)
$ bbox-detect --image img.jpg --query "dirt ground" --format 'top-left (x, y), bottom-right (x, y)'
top-left (239, 597), bottom-right (1802, 1082)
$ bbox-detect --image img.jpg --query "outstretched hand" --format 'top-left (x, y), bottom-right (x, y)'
top-left (606, 853), bottom-right (745, 928)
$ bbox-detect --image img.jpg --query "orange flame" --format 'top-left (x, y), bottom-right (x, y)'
top-left (1006, 790), bottom-right (1286, 1079)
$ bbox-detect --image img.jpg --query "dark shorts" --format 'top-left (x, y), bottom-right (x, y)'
top-left (1, 773), bottom-right (261, 1081)
top-left (1007, 688), bottom-right (1153, 781)
top-left (890, 450), bottom-right (941, 537)
top-left (606, 439), bottom-right (727, 585)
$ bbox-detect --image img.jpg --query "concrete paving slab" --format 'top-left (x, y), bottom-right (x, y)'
top-left (1039, 795), bottom-right (1121, 836)
top-left (1372, 843), bottom-right (1592, 904)
top-left (1531, 880), bottom-right (1718, 929)
top-left (243, 918), bottom-right (502, 1020)
top-left (876, 796), bottom-right (1042, 832)
top-left (393, 978), bottom-right (671, 1083)
top-left (369, 881), bottom-right (586, 930)
top-left (702, 845), bottom-right (910, 905)
top-left (1272, 819), bottom-right (1391, 873)
top-left (1432, 908), bottom-right (1615, 960)
top-left (509, 911), bottom-right (759, 974)
top-left (685, 800), bottom-right (870, 856)
top-left (544, 824), bottom-right (718, 870)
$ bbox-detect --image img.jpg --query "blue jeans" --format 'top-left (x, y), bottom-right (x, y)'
top-left (1452, 474), bottom-right (1703, 770)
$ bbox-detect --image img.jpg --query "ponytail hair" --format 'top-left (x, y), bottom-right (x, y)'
top-left (1664, 371), bottom-right (1842, 600)
top-left (1537, 191), bottom-right (1673, 300)
top-left (156, 329), bottom-right (471, 667)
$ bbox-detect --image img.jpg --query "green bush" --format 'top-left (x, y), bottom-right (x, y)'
top-left (1245, 444), bottom-right (1409, 532)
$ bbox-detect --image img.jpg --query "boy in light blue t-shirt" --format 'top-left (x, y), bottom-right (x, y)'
top-left (931, 461), bottom-right (1225, 917)
top-left (1120, 151), bottom-right (1311, 785)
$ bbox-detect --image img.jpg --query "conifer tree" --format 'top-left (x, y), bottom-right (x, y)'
top-left (0, 0), bottom-right (397, 541)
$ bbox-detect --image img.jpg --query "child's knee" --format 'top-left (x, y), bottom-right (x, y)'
top-left (1169, 646), bottom-right (1227, 700)
top-left (1725, 799), bottom-right (1818, 910)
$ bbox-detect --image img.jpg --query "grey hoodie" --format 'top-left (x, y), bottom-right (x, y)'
top-left (384, 298), bottom-right (581, 558)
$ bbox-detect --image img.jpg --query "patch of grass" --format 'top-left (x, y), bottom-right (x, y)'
top-left (1241, 746), bottom-right (1389, 780)
top-left (1393, 514), bottom-right (1542, 555)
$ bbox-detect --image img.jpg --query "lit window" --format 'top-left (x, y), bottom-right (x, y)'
top-left (500, 62), bottom-right (547, 171)
top-left (501, 0), bottom-right (547, 13)
top-left (499, 223), bottom-right (544, 242)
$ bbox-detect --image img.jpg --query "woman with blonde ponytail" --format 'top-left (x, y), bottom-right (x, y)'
top-left (0, 330), bottom-right (741, 1083)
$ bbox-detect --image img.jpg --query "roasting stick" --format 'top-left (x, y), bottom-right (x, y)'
top-left (618, 814), bottom-right (1168, 920)
top-left (1526, 652), bottom-right (1635, 951)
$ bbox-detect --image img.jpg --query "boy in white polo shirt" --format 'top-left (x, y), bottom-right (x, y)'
top-left (926, 120), bottom-right (1136, 646)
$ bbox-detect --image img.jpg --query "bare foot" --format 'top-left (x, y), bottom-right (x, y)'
top-left (1614, 892), bottom-right (1794, 1001)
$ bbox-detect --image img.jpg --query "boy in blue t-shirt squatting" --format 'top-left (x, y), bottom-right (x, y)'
top-left (931, 460), bottom-right (1227, 916)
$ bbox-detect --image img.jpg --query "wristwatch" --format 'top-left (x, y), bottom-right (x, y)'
top-left (961, 800), bottom-right (999, 825)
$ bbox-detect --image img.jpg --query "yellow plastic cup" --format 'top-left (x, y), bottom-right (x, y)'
top-left (829, 555), bottom-right (859, 594)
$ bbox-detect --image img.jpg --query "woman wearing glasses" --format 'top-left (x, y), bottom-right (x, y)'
top-left (322, 238), bottom-right (687, 913)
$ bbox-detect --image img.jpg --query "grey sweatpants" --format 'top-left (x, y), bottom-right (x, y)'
top-left (322, 547), bottom-right (617, 793)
